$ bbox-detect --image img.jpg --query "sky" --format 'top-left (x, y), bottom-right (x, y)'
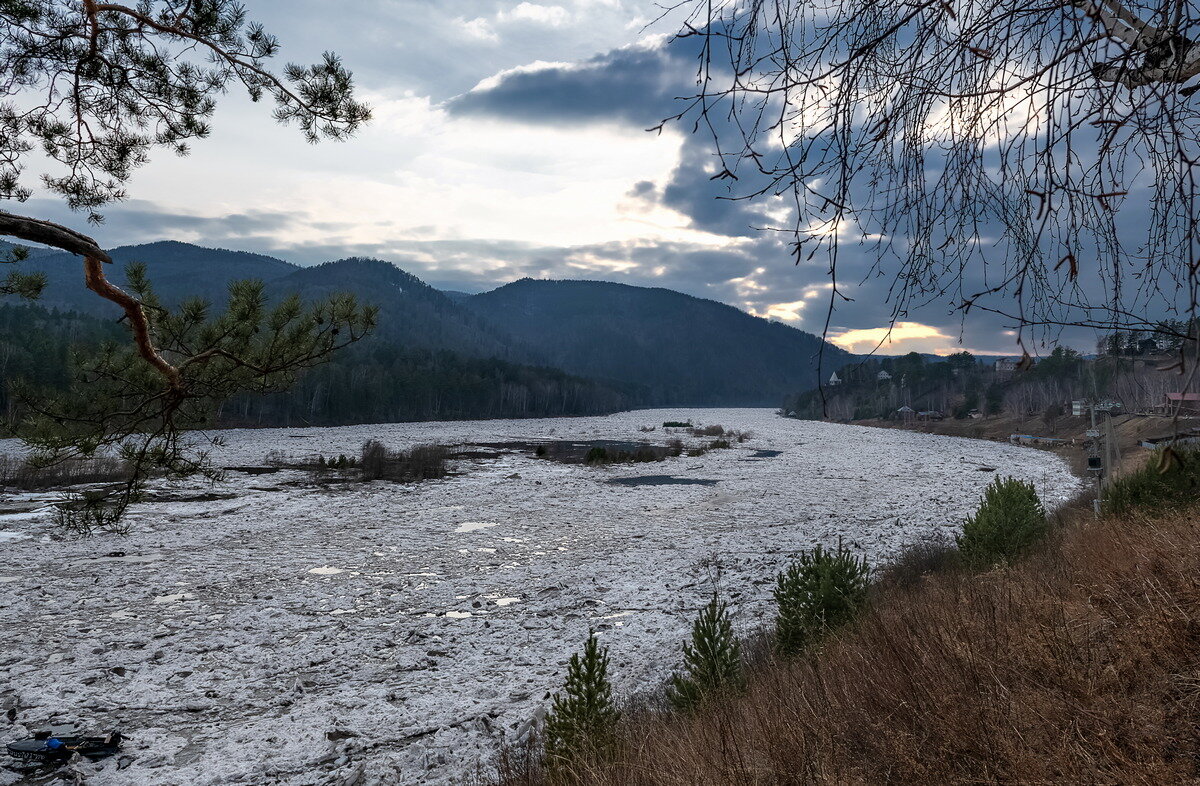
top-left (18, 0), bottom-right (1102, 356)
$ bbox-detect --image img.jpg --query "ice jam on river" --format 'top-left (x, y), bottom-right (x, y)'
top-left (0, 409), bottom-right (1083, 785)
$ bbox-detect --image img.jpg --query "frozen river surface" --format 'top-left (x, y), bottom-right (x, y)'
top-left (0, 409), bottom-right (1082, 785)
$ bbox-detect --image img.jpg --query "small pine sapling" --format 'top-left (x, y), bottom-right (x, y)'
top-left (775, 543), bottom-right (870, 657)
top-left (668, 594), bottom-right (744, 711)
top-left (956, 476), bottom-right (1047, 568)
top-left (543, 631), bottom-right (621, 772)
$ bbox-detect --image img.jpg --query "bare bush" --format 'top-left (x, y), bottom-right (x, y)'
top-left (360, 440), bottom-right (449, 483)
top-left (873, 535), bottom-right (961, 592)
top-left (0, 454), bottom-right (133, 490)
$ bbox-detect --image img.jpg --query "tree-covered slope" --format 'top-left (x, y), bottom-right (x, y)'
top-left (0, 300), bottom-right (635, 428)
top-left (4, 241), bottom-right (855, 415)
top-left (5, 240), bottom-right (296, 314)
top-left (465, 278), bottom-right (853, 405)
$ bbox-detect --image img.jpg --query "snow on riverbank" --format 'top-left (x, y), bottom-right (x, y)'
top-left (0, 409), bottom-right (1082, 785)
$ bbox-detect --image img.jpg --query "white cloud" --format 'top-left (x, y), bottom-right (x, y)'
top-left (114, 87), bottom-right (722, 254)
top-left (826, 322), bottom-right (986, 356)
top-left (457, 17), bottom-right (499, 42)
top-left (460, 2), bottom-right (572, 41)
top-left (504, 3), bottom-right (571, 27)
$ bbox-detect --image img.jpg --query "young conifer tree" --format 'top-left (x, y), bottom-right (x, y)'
top-left (667, 593), bottom-right (744, 711)
top-left (957, 476), bottom-right (1047, 568)
top-left (543, 630), bottom-right (621, 772)
top-left (775, 543), bottom-right (871, 657)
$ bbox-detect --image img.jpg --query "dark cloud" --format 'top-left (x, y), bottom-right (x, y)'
top-left (444, 32), bottom-right (1154, 354)
top-left (12, 19), bottom-right (1132, 358)
top-left (447, 38), bottom-right (699, 126)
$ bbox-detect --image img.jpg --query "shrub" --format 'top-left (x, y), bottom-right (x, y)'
top-left (360, 440), bottom-right (448, 482)
top-left (543, 631), bottom-right (621, 772)
top-left (956, 476), bottom-right (1047, 568)
top-left (584, 447), bottom-right (609, 465)
top-left (0, 454), bottom-right (132, 490)
top-left (1103, 447), bottom-right (1200, 516)
top-left (690, 424), bottom-right (726, 437)
top-left (668, 595), bottom-right (744, 711)
top-left (709, 439), bottom-right (731, 449)
top-left (361, 440), bottom-right (387, 476)
top-left (775, 544), bottom-right (870, 657)
top-left (874, 534), bottom-right (960, 591)
top-left (666, 438), bottom-right (684, 457)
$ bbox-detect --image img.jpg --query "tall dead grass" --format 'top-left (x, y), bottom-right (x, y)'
top-left (496, 501), bottom-right (1200, 785)
top-left (0, 454), bottom-right (132, 490)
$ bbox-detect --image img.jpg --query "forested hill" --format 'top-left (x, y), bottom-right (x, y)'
top-left (3, 240), bottom-right (852, 420)
top-left (0, 300), bottom-right (637, 426)
top-left (464, 278), bottom-right (852, 405)
top-left (6, 240), bottom-right (295, 313)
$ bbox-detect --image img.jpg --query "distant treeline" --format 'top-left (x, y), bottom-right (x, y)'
top-left (784, 343), bottom-right (1196, 422)
top-left (220, 340), bottom-right (639, 427)
top-left (0, 302), bottom-right (635, 430)
top-left (0, 302), bottom-right (126, 419)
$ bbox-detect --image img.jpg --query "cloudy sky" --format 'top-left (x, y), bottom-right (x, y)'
top-left (23, 0), bottom-right (1083, 355)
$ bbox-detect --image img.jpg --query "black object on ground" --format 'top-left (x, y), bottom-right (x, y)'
top-left (607, 475), bottom-right (719, 486)
top-left (223, 466), bottom-right (281, 475)
top-left (6, 730), bottom-right (122, 763)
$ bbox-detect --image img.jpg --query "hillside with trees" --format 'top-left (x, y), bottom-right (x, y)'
top-left (4, 241), bottom-right (850, 423)
top-left (465, 278), bottom-right (852, 405)
top-left (0, 299), bottom-right (636, 429)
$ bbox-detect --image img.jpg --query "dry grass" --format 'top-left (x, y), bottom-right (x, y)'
top-left (496, 500), bottom-right (1200, 785)
top-left (0, 454), bottom-right (133, 490)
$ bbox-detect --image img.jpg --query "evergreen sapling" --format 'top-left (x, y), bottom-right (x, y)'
top-left (774, 543), bottom-right (870, 657)
top-left (542, 630), bottom-right (621, 771)
top-left (956, 476), bottom-right (1047, 568)
top-left (668, 594), bottom-right (744, 711)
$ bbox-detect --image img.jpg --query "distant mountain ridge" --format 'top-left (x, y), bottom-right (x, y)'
top-left (465, 277), bottom-right (852, 405)
top-left (4, 240), bottom-right (852, 409)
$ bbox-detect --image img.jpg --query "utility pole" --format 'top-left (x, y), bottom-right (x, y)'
top-left (1076, 399), bottom-right (1104, 516)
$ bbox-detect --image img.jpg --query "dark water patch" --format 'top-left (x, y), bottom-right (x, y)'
top-left (143, 492), bottom-right (240, 504)
top-left (225, 466), bottom-right (282, 475)
top-left (463, 440), bottom-right (679, 465)
top-left (607, 475), bottom-right (719, 487)
top-left (449, 450), bottom-right (508, 460)
top-left (750, 450), bottom-right (783, 458)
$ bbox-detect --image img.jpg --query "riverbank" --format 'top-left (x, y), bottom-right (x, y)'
top-left (490, 426), bottom-right (1200, 785)
top-left (0, 410), bottom-right (1079, 785)
top-left (496, 494), bottom-right (1200, 785)
top-left (848, 411), bottom-right (1196, 476)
